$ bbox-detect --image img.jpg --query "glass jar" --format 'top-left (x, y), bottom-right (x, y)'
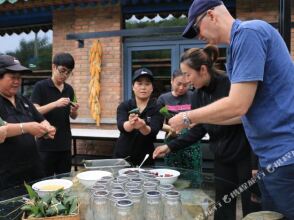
top-left (110, 186), bottom-right (125, 193)
top-left (78, 188), bottom-right (93, 220)
top-left (110, 192), bottom-right (128, 220)
top-left (145, 190), bottom-right (163, 220)
top-left (126, 171), bottom-right (139, 179)
top-left (125, 182), bottom-right (140, 191)
top-left (129, 177), bottom-right (143, 187)
top-left (95, 180), bottom-right (109, 186)
top-left (117, 175), bottom-right (129, 183)
top-left (101, 175), bottom-right (114, 183)
top-left (90, 185), bottom-right (106, 213)
top-left (115, 199), bottom-right (134, 220)
top-left (143, 181), bottom-right (157, 192)
top-left (110, 179), bottom-right (124, 188)
top-left (163, 190), bottom-right (183, 220)
top-left (158, 184), bottom-right (174, 195)
top-left (128, 189), bottom-right (144, 220)
top-left (93, 190), bottom-right (110, 220)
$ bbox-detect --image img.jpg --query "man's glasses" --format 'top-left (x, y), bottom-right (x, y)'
top-left (193, 12), bottom-right (207, 35)
top-left (56, 66), bottom-right (72, 77)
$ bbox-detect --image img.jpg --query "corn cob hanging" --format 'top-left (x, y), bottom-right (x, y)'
top-left (89, 40), bottom-right (102, 126)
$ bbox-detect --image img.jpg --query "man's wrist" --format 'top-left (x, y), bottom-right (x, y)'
top-left (182, 111), bottom-right (192, 127)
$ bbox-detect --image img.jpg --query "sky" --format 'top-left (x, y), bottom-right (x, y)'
top-left (0, 30), bottom-right (53, 54)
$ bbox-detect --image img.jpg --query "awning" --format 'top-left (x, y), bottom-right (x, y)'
top-left (0, 0), bottom-right (236, 36)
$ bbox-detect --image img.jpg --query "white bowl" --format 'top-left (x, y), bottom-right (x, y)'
top-left (149, 169), bottom-right (180, 185)
top-left (32, 179), bottom-right (73, 197)
top-left (76, 170), bottom-right (112, 188)
top-left (118, 168), bottom-right (145, 176)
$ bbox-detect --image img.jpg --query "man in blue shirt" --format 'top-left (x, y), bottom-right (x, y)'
top-left (168, 0), bottom-right (294, 218)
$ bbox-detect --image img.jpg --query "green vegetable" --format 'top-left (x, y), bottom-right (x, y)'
top-left (72, 93), bottom-right (78, 103)
top-left (128, 107), bottom-right (140, 114)
top-left (159, 106), bottom-right (174, 119)
top-left (21, 182), bottom-right (78, 218)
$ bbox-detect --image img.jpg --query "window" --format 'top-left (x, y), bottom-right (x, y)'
top-left (124, 39), bottom-right (228, 100)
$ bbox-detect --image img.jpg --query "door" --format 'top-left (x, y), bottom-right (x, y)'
top-left (124, 39), bottom-right (227, 100)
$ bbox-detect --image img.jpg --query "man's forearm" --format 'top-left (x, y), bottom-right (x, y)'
top-left (34, 102), bottom-right (56, 115)
top-left (188, 97), bottom-right (244, 125)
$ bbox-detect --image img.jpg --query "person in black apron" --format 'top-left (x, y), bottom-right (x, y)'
top-left (0, 55), bottom-right (56, 190)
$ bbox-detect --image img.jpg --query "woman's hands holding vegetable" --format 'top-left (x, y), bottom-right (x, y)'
top-left (129, 113), bottom-right (146, 130)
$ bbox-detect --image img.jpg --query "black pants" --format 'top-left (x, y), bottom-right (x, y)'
top-left (39, 150), bottom-right (72, 177)
top-left (213, 157), bottom-right (261, 220)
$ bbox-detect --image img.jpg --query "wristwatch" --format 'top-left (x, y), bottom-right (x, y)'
top-left (182, 112), bottom-right (191, 127)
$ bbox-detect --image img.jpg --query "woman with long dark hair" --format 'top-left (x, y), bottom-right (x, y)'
top-left (154, 45), bottom-right (260, 220)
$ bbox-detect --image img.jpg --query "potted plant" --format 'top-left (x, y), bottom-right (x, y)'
top-left (21, 182), bottom-right (80, 220)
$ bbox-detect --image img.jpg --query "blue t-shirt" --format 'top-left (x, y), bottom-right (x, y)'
top-left (227, 19), bottom-right (294, 167)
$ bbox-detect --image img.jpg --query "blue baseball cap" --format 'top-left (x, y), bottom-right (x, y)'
top-left (182, 0), bottom-right (223, 38)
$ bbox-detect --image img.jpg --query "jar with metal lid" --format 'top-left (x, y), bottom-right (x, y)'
top-left (145, 190), bottom-right (163, 220)
top-left (163, 190), bottom-right (183, 220)
top-left (115, 199), bottom-right (134, 220)
top-left (93, 190), bottom-right (110, 220)
top-left (128, 189), bottom-right (144, 220)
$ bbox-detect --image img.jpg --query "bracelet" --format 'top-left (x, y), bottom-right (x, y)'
top-left (182, 112), bottom-right (192, 127)
top-left (20, 123), bottom-right (24, 134)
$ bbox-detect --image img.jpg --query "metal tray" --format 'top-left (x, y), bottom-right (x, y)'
top-left (84, 159), bottom-right (131, 170)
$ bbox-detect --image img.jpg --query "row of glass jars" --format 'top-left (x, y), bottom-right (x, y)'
top-left (87, 171), bottom-right (183, 220)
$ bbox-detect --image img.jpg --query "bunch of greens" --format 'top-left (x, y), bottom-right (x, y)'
top-left (21, 182), bottom-right (78, 218)
top-left (159, 106), bottom-right (174, 119)
top-left (128, 107), bottom-right (140, 114)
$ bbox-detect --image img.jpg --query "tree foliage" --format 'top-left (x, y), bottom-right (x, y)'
top-left (6, 36), bottom-right (52, 70)
top-left (125, 16), bottom-right (188, 29)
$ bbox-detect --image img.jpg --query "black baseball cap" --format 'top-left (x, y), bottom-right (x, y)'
top-left (0, 55), bottom-right (32, 75)
top-left (182, 0), bottom-right (223, 38)
top-left (132, 68), bottom-right (154, 82)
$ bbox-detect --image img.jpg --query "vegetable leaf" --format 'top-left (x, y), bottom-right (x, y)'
top-left (128, 107), bottom-right (140, 114)
top-left (159, 106), bottom-right (174, 119)
top-left (24, 182), bottom-right (38, 200)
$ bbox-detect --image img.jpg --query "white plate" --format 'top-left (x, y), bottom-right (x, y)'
top-left (149, 169), bottom-right (180, 185)
top-left (32, 179), bottom-right (73, 197)
top-left (118, 168), bottom-right (145, 176)
top-left (76, 170), bottom-right (112, 188)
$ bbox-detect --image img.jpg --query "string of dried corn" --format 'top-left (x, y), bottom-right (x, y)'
top-left (89, 40), bottom-right (102, 126)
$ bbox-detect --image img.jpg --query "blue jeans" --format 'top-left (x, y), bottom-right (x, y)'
top-left (259, 164), bottom-right (294, 219)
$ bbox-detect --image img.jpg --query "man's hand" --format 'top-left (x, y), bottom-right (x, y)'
top-left (0, 126), bottom-right (7, 143)
top-left (153, 145), bottom-right (171, 159)
top-left (54, 97), bottom-right (70, 108)
top-left (168, 112), bottom-right (188, 133)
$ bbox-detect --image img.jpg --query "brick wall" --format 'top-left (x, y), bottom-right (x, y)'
top-left (53, 4), bottom-right (122, 128)
top-left (236, 0), bottom-right (294, 58)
